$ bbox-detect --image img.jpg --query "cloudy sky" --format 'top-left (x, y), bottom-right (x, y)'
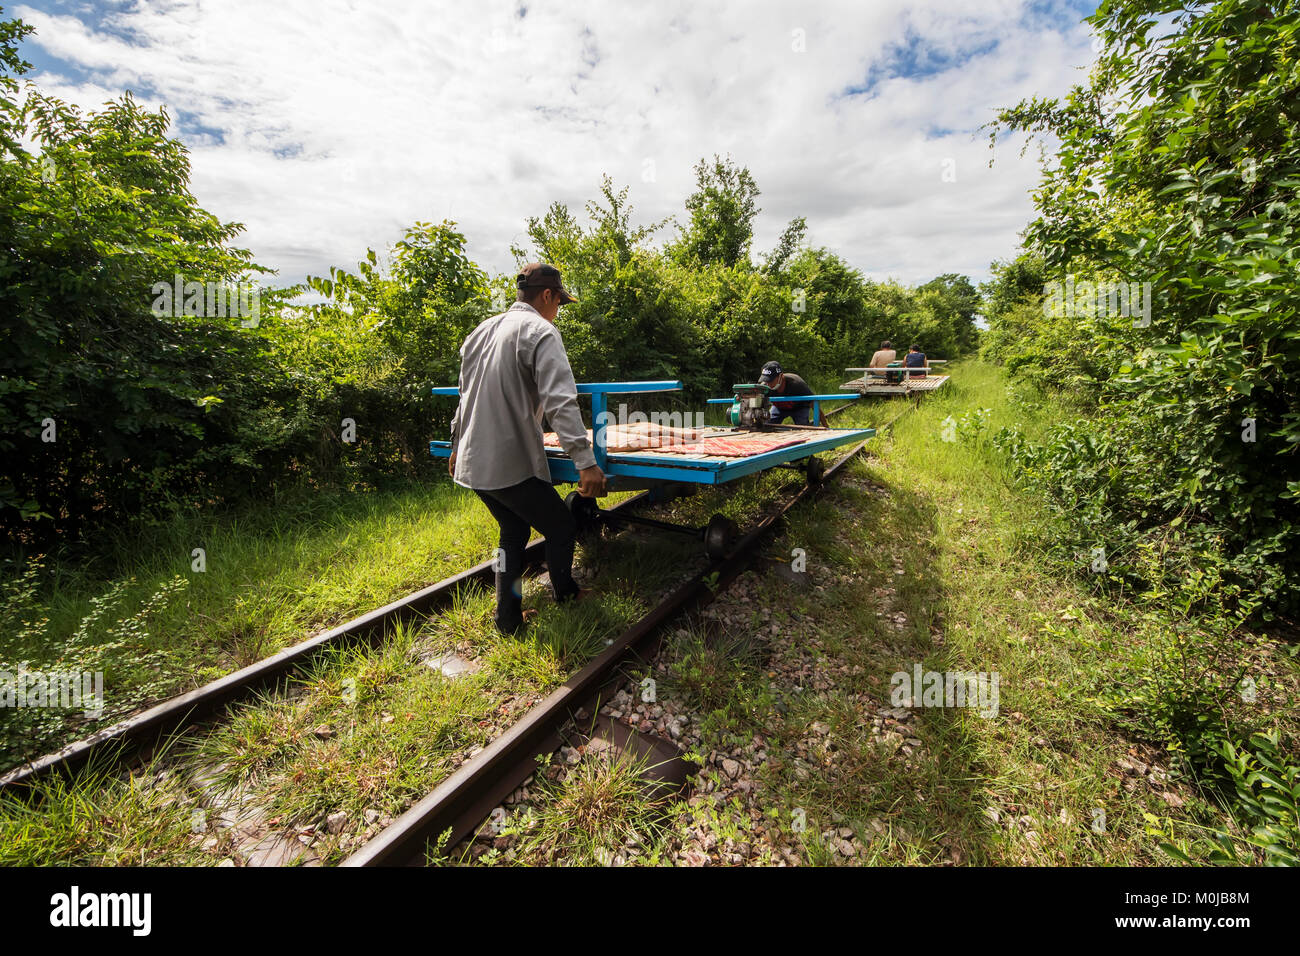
top-left (14, 0), bottom-right (1099, 288)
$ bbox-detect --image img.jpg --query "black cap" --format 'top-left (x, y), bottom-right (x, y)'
top-left (517, 262), bottom-right (577, 304)
top-left (759, 361), bottom-right (782, 384)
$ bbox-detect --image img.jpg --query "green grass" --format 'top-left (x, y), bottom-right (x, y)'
top-left (0, 469), bottom-right (708, 864)
top-left (503, 360), bottom-right (1298, 866)
top-left (1, 479), bottom-right (508, 766)
top-left (0, 744), bottom-right (212, 866)
top-left (456, 748), bottom-right (678, 867)
top-left (6, 361), bottom-right (1292, 866)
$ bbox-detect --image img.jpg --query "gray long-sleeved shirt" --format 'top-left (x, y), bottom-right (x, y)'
top-left (450, 302), bottom-right (595, 490)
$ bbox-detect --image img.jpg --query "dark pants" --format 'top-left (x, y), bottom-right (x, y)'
top-left (474, 477), bottom-right (581, 634)
top-left (769, 404), bottom-right (812, 426)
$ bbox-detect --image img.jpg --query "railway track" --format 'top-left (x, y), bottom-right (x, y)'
top-left (344, 402), bottom-right (885, 866)
top-left (0, 493), bottom-right (655, 794)
top-left (3, 395), bottom-right (902, 866)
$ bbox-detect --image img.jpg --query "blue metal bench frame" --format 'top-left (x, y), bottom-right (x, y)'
top-left (704, 392), bottom-right (861, 423)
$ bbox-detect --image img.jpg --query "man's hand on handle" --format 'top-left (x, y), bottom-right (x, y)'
top-left (578, 464), bottom-right (607, 498)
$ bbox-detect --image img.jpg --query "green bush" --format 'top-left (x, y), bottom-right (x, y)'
top-left (1211, 731), bottom-right (1300, 866)
top-left (1151, 731), bottom-right (1300, 866)
top-left (0, 71), bottom-right (282, 542)
top-left (984, 0), bottom-right (1300, 611)
top-left (0, 9), bottom-right (980, 557)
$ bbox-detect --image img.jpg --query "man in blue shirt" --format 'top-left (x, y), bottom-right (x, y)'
top-left (903, 344), bottom-right (929, 378)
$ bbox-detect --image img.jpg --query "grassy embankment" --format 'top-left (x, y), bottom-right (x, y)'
top-left (0, 433), bottom-right (786, 864)
top-left (1, 480), bottom-right (503, 767)
top-left (5, 361), bottom-right (1293, 865)
top-left (489, 360), bottom-right (1297, 866)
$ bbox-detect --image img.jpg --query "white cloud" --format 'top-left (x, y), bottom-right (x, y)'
top-left (14, 0), bottom-right (1096, 285)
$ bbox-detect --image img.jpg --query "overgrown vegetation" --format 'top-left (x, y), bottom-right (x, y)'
top-left (1, 6), bottom-right (978, 554)
top-left (4, 0), bottom-right (1296, 869)
top-left (982, 0), bottom-right (1300, 613)
top-left (0, 480), bottom-right (504, 768)
top-left (975, 0), bottom-right (1300, 864)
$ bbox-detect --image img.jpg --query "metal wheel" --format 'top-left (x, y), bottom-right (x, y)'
top-left (806, 456), bottom-right (826, 486)
top-left (566, 491), bottom-right (602, 537)
top-left (704, 514), bottom-right (738, 561)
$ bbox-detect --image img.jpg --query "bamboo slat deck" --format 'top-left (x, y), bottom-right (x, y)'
top-left (840, 372), bottom-right (951, 395)
top-left (544, 426), bottom-right (832, 462)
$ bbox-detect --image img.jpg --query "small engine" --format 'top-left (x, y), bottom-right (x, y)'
top-left (729, 384), bottom-right (771, 429)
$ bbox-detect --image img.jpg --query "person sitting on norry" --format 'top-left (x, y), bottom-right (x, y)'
top-left (759, 360), bottom-right (814, 425)
top-left (868, 340), bottom-right (897, 369)
top-left (903, 343), bottom-right (929, 378)
top-left (868, 340), bottom-right (900, 384)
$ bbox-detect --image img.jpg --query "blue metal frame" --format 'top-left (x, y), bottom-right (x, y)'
top-left (704, 394), bottom-right (858, 402)
top-left (706, 392), bottom-right (860, 422)
top-left (430, 380), bottom-right (874, 486)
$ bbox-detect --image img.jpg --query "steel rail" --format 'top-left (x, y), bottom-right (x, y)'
top-left (1, 394), bottom-right (896, 800)
top-left (0, 492), bottom-right (652, 793)
top-left (342, 432), bottom-right (874, 866)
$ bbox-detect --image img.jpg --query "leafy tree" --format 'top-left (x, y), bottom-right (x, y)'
top-left (286, 221), bottom-right (491, 477)
top-left (1, 9), bottom-right (278, 543)
top-left (582, 174), bottom-right (666, 271)
top-left (521, 202), bottom-right (584, 270)
top-left (667, 155), bottom-right (761, 269)
top-left (989, 0), bottom-right (1300, 608)
top-left (979, 253), bottom-right (1109, 390)
top-left (784, 247), bottom-right (872, 369)
top-left (762, 216), bottom-right (808, 275)
top-left (917, 273), bottom-right (981, 354)
top-left (0, 7), bottom-right (31, 155)
top-left (981, 253), bottom-right (1047, 322)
